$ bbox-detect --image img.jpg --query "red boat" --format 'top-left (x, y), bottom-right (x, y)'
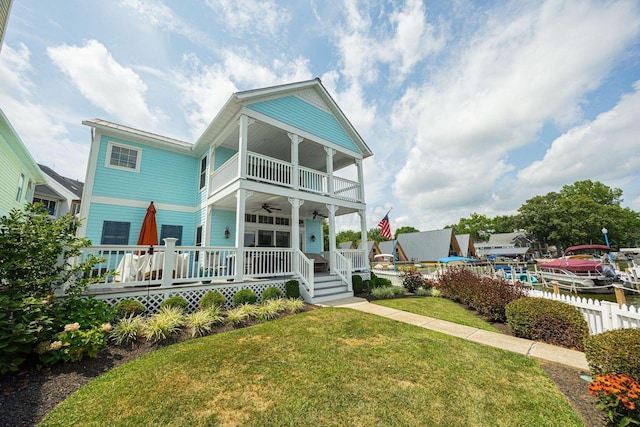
top-left (538, 245), bottom-right (617, 293)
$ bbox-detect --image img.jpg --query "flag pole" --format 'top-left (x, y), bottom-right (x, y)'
top-left (387, 208), bottom-right (396, 272)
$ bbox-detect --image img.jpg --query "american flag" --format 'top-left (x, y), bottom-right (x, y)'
top-left (377, 214), bottom-right (392, 240)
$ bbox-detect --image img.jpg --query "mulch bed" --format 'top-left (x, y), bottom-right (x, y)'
top-left (0, 302), bottom-right (606, 427)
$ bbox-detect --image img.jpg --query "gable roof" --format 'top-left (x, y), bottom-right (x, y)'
top-left (455, 233), bottom-right (477, 258)
top-left (194, 78), bottom-right (373, 159)
top-left (0, 108), bottom-right (45, 183)
top-left (378, 240), bottom-right (408, 261)
top-left (38, 164), bottom-right (84, 198)
top-left (34, 184), bottom-right (64, 200)
top-left (487, 232), bottom-right (526, 247)
top-left (338, 241), bottom-right (355, 250)
top-left (397, 229), bottom-right (456, 262)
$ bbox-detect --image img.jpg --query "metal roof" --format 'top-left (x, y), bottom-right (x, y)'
top-left (397, 229), bottom-right (454, 262)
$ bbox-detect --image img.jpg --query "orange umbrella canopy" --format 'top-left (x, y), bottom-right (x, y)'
top-left (137, 202), bottom-right (158, 246)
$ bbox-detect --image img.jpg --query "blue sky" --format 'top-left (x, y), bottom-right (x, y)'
top-left (1, 0), bottom-right (640, 232)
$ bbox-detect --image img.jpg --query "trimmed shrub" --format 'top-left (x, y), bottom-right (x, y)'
top-left (506, 297), bottom-right (588, 350)
top-left (352, 275), bottom-right (364, 293)
top-left (160, 296), bottom-right (189, 312)
top-left (370, 277), bottom-right (392, 289)
top-left (439, 267), bottom-right (526, 322)
top-left (584, 328), bottom-right (640, 380)
top-left (232, 289), bottom-right (257, 306)
top-left (114, 299), bottom-right (145, 318)
top-left (285, 280), bottom-right (300, 299)
top-left (261, 286), bottom-right (283, 301)
top-left (199, 291), bottom-right (226, 310)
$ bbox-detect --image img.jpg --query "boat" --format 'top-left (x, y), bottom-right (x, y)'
top-left (537, 245), bottom-right (618, 293)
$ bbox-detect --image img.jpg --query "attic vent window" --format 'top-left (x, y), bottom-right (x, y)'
top-left (106, 142), bottom-right (141, 172)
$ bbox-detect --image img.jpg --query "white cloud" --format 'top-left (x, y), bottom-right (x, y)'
top-left (47, 40), bottom-right (159, 128)
top-left (205, 0), bottom-right (291, 38)
top-left (390, 0), bottom-right (640, 229)
top-left (0, 44), bottom-right (35, 97)
top-left (518, 81), bottom-right (640, 186)
top-left (175, 51), bottom-right (313, 138)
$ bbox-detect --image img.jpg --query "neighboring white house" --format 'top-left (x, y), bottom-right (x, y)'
top-left (33, 164), bottom-right (83, 218)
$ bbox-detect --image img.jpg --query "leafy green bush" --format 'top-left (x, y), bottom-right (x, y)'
top-left (402, 269), bottom-right (424, 293)
top-left (261, 286), bottom-right (283, 301)
top-left (352, 275), bottom-right (364, 293)
top-left (114, 299), bottom-right (146, 318)
top-left (0, 205), bottom-right (111, 372)
top-left (110, 315), bottom-right (146, 346)
top-left (370, 277), bottom-right (392, 289)
top-left (144, 307), bottom-right (184, 343)
top-left (506, 297), bottom-right (588, 350)
top-left (199, 291), bottom-right (226, 310)
top-left (233, 289), bottom-right (257, 306)
top-left (584, 328), bottom-right (640, 380)
top-left (430, 288), bottom-right (442, 297)
top-left (285, 280), bottom-right (300, 299)
top-left (38, 321), bottom-right (112, 365)
top-left (160, 296), bottom-right (189, 312)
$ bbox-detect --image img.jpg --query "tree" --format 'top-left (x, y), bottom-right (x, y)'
top-left (368, 228), bottom-right (389, 243)
top-left (394, 226), bottom-right (419, 239)
top-left (336, 230), bottom-right (361, 247)
top-left (448, 213), bottom-right (496, 242)
top-left (518, 181), bottom-right (640, 250)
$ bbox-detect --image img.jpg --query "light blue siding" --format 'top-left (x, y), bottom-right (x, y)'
top-left (305, 219), bottom-right (323, 254)
top-left (247, 96), bottom-right (360, 154)
top-left (214, 146), bottom-right (237, 170)
top-left (93, 135), bottom-right (198, 206)
top-left (210, 209), bottom-right (236, 247)
top-left (84, 203), bottom-right (196, 246)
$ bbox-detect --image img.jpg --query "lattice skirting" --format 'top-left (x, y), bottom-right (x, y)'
top-left (94, 280), bottom-right (287, 314)
top-left (355, 272), bottom-right (371, 281)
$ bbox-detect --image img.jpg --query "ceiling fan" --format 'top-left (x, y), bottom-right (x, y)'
top-left (259, 203), bottom-right (282, 214)
top-left (312, 210), bottom-right (328, 219)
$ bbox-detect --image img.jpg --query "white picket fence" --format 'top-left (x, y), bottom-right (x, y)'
top-left (528, 289), bottom-right (640, 335)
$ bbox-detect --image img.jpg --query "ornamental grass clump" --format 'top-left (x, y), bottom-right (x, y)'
top-left (225, 306), bottom-right (250, 326)
top-left (284, 298), bottom-right (306, 313)
top-left (263, 297), bottom-right (288, 313)
top-left (256, 303), bottom-right (280, 321)
top-left (110, 315), bottom-right (146, 346)
top-left (371, 286), bottom-right (395, 299)
top-left (185, 310), bottom-right (220, 338)
top-left (588, 373), bottom-right (640, 426)
top-left (144, 307), bottom-right (184, 343)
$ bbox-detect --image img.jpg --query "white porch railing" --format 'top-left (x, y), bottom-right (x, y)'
top-left (209, 153), bottom-right (239, 194)
top-left (295, 248), bottom-right (314, 298)
top-left (339, 249), bottom-right (367, 271)
top-left (333, 176), bottom-right (360, 201)
top-left (299, 166), bottom-right (327, 194)
top-left (247, 152), bottom-right (292, 186)
top-left (209, 150), bottom-right (362, 203)
top-left (332, 251), bottom-right (353, 292)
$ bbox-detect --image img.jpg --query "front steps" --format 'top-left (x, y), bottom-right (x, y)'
top-left (309, 274), bottom-right (353, 304)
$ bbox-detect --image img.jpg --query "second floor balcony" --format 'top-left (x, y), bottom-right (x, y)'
top-left (210, 150), bottom-right (363, 203)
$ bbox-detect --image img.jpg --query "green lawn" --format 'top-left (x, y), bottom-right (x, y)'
top-left (40, 308), bottom-right (582, 426)
top-left (373, 296), bottom-right (501, 332)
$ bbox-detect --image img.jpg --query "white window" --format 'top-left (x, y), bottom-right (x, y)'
top-left (106, 142), bottom-right (141, 172)
top-left (15, 174), bottom-right (25, 202)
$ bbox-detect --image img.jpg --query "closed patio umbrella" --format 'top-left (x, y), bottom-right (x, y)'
top-left (138, 202), bottom-right (158, 246)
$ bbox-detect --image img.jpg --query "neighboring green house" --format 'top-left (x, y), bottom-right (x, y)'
top-left (0, 108), bottom-right (46, 216)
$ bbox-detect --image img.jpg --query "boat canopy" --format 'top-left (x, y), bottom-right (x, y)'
top-left (564, 245), bottom-right (610, 255)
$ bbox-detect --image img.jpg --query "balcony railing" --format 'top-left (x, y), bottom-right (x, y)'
top-left (210, 150), bottom-right (361, 202)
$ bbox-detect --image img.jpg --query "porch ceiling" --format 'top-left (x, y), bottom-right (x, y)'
top-left (212, 191), bottom-right (358, 219)
top-left (219, 120), bottom-right (356, 172)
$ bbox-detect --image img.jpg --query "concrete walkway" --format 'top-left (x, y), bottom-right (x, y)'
top-left (321, 297), bottom-right (589, 371)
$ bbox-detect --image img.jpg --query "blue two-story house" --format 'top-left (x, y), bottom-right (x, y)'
top-left (78, 79), bottom-right (372, 308)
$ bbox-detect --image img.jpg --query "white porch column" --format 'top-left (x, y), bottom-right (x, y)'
top-left (288, 133), bottom-right (303, 190)
top-left (234, 189), bottom-right (252, 282)
top-left (237, 115), bottom-right (255, 179)
top-left (356, 158), bottom-right (365, 203)
top-left (326, 204), bottom-right (338, 273)
top-left (288, 198), bottom-right (303, 272)
top-left (324, 147), bottom-right (335, 196)
top-left (359, 209), bottom-right (368, 267)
